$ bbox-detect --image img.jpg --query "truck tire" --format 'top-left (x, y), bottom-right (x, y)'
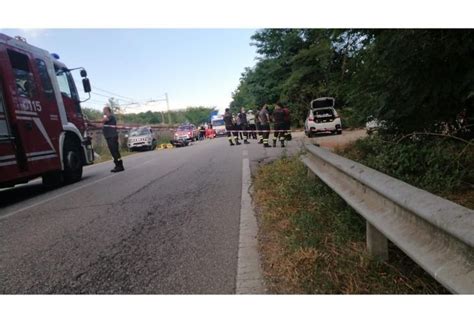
top-left (63, 139), bottom-right (83, 184)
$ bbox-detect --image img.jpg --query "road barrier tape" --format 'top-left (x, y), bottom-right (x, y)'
top-left (87, 122), bottom-right (175, 131)
top-left (87, 122), bottom-right (293, 133)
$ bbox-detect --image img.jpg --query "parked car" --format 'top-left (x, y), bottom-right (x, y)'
top-left (304, 97), bottom-right (342, 137)
top-left (126, 127), bottom-right (157, 151)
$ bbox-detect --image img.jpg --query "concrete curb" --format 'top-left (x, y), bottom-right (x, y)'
top-left (235, 152), bottom-right (266, 294)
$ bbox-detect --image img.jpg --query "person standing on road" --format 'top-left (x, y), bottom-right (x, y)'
top-left (283, 104), bottom-right (291, 141)
top-left (247, 109), bottom-right (257, 139)
top-left (102, 106), bottom-right (124, 172)
top-left (272, 102), bottom-right (287, 147)
top-left (224, 108), bottom-right (241, 146)
top-left (258, 104), bottom-right (271, 148)
top-left (255, 108), bottom-right (263, 144)
top-left (199, 125), bottom-right (206, 141)
top-left (238, 108), bottom-right (250, 144)
top-left (234, 113), bottom-right (244, 140)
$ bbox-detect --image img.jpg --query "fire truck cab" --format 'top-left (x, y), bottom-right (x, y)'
top-left (0, 33), bottom-right (94, 188)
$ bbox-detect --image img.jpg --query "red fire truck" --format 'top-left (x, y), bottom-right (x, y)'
top-left (0, 33), bottom-right (94, 188)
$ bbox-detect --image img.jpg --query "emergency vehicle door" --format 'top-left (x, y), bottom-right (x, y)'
top-left (7, 49), bottom-right (58, 170)
top-left (55, 66), bottom-right (86, 134)
top-left (0, 74), bottom-right (19, 173)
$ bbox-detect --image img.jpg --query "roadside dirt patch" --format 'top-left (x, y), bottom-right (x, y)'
top-left (307, 129), bottom-right (367, 151)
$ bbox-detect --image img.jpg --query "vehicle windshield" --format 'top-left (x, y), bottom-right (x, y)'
top-left (129, 128), bottom-right (150, 137)
top-left (177, 126), bottom-right (192, 132)
top-left (212, 119), bottom-right (225, 126)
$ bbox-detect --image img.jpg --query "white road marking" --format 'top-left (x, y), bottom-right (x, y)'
top-left (236, 150), bottom-right (265, 294)
top-left (0, 155), bottom-right (158, 221)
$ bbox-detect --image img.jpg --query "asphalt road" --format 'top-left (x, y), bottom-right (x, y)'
top-left (0, 133), bottom-right (304, 294)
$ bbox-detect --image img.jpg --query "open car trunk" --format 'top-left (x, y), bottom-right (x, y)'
top-left (313, 108), bottom-right (336, 123)
top-left (311, 98), bottom-right (335, 109)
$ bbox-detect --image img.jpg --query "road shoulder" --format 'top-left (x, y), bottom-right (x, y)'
top-left (236, 151), bottom-right (266, 294)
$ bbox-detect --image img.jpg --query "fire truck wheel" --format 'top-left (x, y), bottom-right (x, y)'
top-left (63, 140), bottom-right (83, 184)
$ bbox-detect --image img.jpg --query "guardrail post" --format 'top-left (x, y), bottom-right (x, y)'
top-left (366, 222), bottom-right (388, 261)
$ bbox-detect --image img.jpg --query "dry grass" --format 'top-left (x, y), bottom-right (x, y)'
top-left (253, 156), bottom-right (448, 294)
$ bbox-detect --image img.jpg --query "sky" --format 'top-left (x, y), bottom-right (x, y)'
top-left (1, 29), bottom-right (258, 113)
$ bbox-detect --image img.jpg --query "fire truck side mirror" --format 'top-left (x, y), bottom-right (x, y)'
top-left (82, 78), bottom-right (91, 93)
top-left (80, 69), bottom-right (87, 77)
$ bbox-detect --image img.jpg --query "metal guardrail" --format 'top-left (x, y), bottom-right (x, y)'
top-left (301, 143), bottom-right (474, 294)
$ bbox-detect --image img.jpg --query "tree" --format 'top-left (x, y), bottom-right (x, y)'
top-left (347, 29), bottom-right (474, 133)
top-left (231, 29), bottom-right (474, 132)
top-left (82, 107), bottom-right (102, 121)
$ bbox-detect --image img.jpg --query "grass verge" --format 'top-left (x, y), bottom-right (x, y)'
top-left (253, 156), bottom-right (448, 294)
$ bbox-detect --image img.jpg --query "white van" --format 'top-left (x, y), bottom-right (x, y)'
top-left (211, 115), bottom-right (226, 136)
top-left (304, 97), bottom-right (342, 137)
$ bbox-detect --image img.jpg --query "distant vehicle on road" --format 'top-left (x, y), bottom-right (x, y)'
top-left (304, 97), bottom-right (342, 137)
top-left (211, 115), bottom-right (226, 136)
top-left (173, 124), bottom-right (199, 142)
top-left (170, 124), bottom-right (198, 147)
top-left (126, 127), bottom-right (157, 151)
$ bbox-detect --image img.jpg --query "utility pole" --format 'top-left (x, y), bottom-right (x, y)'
top-left (144, 93), bottom-right (171, 125)
top-left (165, 92), bottom-right (172, 125)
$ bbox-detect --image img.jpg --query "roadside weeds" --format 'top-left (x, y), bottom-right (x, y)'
top-left (253, 156), bottom-right (448, 294)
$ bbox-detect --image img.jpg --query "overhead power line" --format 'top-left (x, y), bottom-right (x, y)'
top-left (92, 85), bottom-right (138, 102)
top-left (73, 78), bottom-right (140, 103)
top-left (91, 91), bottom-right (136, 104)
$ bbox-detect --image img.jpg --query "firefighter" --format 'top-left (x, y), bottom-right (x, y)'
top-left (102, 106), bottom-right (124, 172)
top-left (234, 113), bottom-right (244, 140)
top-left (283, 104), bottom-right (292, 141)
top-left (255, 108), bottom-right (263, 144)
top-left (224, 108), bottom-right (241, 146)
top-left (247, 109), bottom-right (257, 139)
top-left (258, 104), bottom-right (271, 148)
top-left (272, 102), bottom-right (286, 147)
top-left (238, 107), bottom-right (250, 144)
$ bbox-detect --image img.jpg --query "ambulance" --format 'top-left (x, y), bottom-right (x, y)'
top-left (211, 115), bottom-right (226, 136)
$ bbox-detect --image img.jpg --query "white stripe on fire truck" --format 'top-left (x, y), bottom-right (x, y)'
top-left (26, 150), bottom-right (56, 157)
top-left (0, 160), bottom-right (17, 167)
top-left (27, 154), bottom-right (57, 162)
top-left (16, 116), bottom-right (33, 120)
top-left (32, 117), bottom-right (56, 152)
top-left (0, 154), bottom-right (16, 161)
top-left (15, 110), bottom-right (38, 116)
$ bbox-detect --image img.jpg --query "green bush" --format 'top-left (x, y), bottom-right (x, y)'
top-left (341, 135), bottom-right (474, 194)
top-left (338, 107), bottom-right (364, 129)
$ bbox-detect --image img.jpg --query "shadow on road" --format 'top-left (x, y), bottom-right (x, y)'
top-left (0, 183), bottom-right (53, 209)
top-left (0, 174), bottom-right (96, 209)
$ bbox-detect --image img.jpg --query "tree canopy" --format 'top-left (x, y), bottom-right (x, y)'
top-left (230, 29), bottom-right (474, 133)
